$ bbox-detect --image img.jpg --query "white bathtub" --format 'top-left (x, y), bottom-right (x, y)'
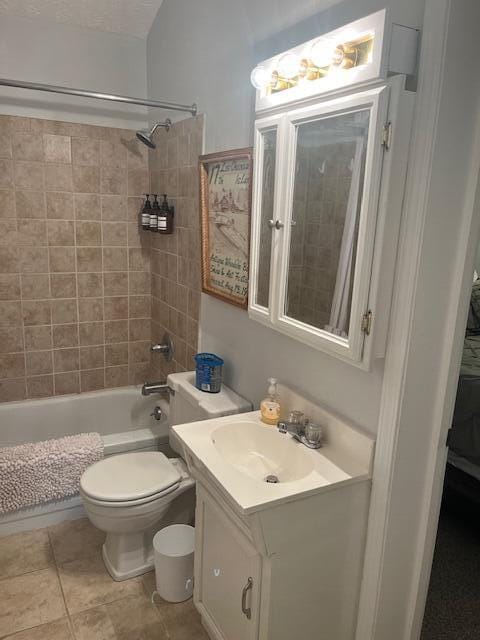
top-left (0, 387), bottom-right (171, 536)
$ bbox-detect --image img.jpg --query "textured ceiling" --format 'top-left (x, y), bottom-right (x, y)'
top-left (0, 0), bottom-right (164, 38)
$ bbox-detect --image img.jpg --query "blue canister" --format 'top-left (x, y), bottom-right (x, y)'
top-left (194, 353), bottom-right (224, 393)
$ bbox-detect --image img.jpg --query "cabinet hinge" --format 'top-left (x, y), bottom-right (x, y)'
top-left (381, 121), bottom-right (392, 150)
top-left (361, 310), bottom-right (373, 336)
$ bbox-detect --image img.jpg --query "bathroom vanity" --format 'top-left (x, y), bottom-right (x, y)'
top-left (172, 385), bottom-right (375, 640)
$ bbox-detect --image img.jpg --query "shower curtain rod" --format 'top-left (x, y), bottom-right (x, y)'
top-left (0, 77), bottom-right (197, 115)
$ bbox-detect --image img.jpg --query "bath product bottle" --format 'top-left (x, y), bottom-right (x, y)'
top-left (141, 194), bottom-right (152, 230)
top-left (260, 378), bottom-right (281, 425)
top-left (157, 194), bottom-right (169, 233)
top-left (149, 194), bottom-right (159, 232)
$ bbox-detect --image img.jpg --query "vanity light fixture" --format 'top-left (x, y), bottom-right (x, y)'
top-left (250, 65), bottom-right (272, 90)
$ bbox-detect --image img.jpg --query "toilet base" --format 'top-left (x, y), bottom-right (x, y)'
top-left (103, 541), bottom-right (153, 581)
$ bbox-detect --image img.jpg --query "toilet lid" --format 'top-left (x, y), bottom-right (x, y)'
top-left (80, 452), bottom-right (181, 502)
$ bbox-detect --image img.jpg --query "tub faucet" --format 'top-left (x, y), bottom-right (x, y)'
top-left (141, 381), bottom-right (174, 396)
top-left (277, 411), bottom-right (323, 449)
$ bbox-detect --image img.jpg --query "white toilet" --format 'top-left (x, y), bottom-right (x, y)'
top-left (80, 371), bottom-right (251, 581)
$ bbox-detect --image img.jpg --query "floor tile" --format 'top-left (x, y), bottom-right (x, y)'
top-left (142, 572), bottom-right (208, 640)
top-left (48, 518), bottom-right (105, 564)
top-left (71, 594), bottom-right (168, 640)
top-left (57, 553), bottom-right (144, 615)
top-left (0, 529), bottom-right (53, 580)
top-left (0, 568), bottom-right (66, 637)
top-left (1, 618), bottom-right (73, 640)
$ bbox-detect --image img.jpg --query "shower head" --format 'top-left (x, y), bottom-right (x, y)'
top-left (136, 119), bottom-right (171, 148)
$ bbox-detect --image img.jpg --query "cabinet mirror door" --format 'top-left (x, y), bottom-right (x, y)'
top-left (250, 121), bottom-right (281, 314)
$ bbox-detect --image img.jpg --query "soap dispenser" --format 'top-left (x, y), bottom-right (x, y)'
top-left (260, 378), bottom-right (281, 425)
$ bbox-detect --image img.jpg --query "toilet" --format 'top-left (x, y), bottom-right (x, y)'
top-left (80, 371), bottom-right (251, 581)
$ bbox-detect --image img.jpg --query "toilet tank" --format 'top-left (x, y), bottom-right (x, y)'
top-left (167, 372), bottom-right (251, 426)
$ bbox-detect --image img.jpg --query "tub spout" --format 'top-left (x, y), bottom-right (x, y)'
top-left (141, 381), bottom-right (174, 396)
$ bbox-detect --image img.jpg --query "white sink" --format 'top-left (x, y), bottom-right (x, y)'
top-left (211, 421), bottom-right (314, 483)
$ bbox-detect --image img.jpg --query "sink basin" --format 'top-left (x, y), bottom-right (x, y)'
top-left (211, 421), bottom-right (314, 483)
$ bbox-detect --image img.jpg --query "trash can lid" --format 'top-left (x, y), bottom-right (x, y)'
top-left (80, 452), bottom-right (181, 502)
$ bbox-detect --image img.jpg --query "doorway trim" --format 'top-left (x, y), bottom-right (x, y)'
top-left (355, 0), bottom-right (480, 638)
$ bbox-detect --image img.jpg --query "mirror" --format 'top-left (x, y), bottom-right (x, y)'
top-left (255, 129), bottom-right (277, 309)
top-left (284, 109), bottom-right (370, 338)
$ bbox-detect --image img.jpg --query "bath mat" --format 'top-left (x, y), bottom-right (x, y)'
top-left (0, 432), bottom-right (103, 513)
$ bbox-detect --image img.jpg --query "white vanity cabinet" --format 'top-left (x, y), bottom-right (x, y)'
top-left (192, 464), bottom-right (371, 640)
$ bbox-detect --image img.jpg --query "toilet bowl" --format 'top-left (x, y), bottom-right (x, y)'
top-left (80, 452), bottom-right (195, 581)
top-left (80, 371), bottom-right (252, 581)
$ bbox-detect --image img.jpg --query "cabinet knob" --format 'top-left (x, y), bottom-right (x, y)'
top-left (267, 219), bottom-right (284, 230)
top-left (241, 576), bottom-right (253, 620)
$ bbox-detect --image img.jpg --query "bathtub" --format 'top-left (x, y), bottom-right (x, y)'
top-left (0, 387), bottom-right (171, 537)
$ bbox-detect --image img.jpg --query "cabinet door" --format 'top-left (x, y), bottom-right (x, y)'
top-left (195, 489), bottom-right (261, 640)
top-left (249, 114), bottom-right (285, 321)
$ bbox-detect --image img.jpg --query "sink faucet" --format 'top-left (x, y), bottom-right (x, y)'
top-left (277, 411), bottom-right (322, 449)
top-left (141, 381), bottom-right (174, 396)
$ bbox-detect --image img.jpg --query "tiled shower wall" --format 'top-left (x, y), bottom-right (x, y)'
top-left (149, 116), bottom-right (203, 378)
top-left (0, 115), bottom-right (152, 402)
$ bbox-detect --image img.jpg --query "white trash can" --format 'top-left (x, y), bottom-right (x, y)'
top-left (153, 524), bottom-right (195, 603)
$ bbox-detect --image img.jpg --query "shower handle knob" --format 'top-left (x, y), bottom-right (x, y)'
top-left (268, 219), bottom-right (284, 230)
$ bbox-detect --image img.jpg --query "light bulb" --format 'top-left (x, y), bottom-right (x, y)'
top-left (277, 52), bottom-right (299, 79)
top-left (250, 65), bottom-right (271, 90)
top-left (308, 38), bottom-right (336, 68)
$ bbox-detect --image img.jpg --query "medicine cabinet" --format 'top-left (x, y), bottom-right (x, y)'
top-left (249, 75), bottom-right (414, 368)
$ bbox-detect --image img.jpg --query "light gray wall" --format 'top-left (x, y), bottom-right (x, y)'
top-left (146, 0), bottom-right (425, 432)
top-left (0, 15), bottom-right (148, 129)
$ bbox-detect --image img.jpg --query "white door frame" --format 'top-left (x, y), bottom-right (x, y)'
top-left (356, 0), bottom-right (480, 639)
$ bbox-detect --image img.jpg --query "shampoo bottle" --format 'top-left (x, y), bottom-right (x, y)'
top-left (260, 378), bottom-right (281, 425)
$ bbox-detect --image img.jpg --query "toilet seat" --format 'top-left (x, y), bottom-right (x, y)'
top-left (80, 451), bottom-right (181, 504)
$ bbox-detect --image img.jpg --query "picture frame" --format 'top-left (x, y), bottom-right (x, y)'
top-left (199, 148), bottom-right (253, 309)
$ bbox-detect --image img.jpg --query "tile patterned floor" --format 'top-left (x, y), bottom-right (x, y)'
top-left (0, 519), bottom-right (209, 640)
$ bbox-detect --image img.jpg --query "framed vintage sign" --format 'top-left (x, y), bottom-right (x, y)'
top-left (199, 148), bottom-right (253, 308)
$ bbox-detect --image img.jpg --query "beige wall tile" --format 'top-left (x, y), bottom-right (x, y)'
top-left (129, 318), bottom-right (150, 342)
top-left (77, 272), bottom-right (103, 297)
top-left (44, 164), bottom-right (72, 191)
top-left (0, 273), bottom-right (20, 299)
top-left (24, 325), bottom-right (52, 351)
top-left (76, 247), bottom-right (102, 272)
top-left (54, 371), bottom-right (80, 396)
top-left (52, 324), bottom-right (79, 349)
top-left (71, 138), bottom-right (99, 166)
top-left (26, 350), bottom-right (53, 376)
top-left (103, 272), bottom-right (127, 296)
top-left (129, 271), bottom-right (150, 295)
top-left (80, 346), bottom-right (104, 370)
top-left (15, 190), bottom-right (45, 219)
top-left (74, 193), bottom-right (101, 220)
top-left (0, 353), bottom-right (25, 379)
top-left (73, 165), bottom-right (100, 193)
top-left (15, 219), bottom-right (47, 247)
top-left (76, 221), bottom-right (101, 246)
top-left (21, 274), bottom-right (50, 300)
top-left (103, 247), bottom-right (127, 271)
top-left (127, 169), bottom-right (149, 196)
top-left (79, 322), bottom-right (104, 346)
top-left (43, 134), bottom-right (71, 164)
top-left (53, 348), bottom-right (79, 373)
top-left (14, 161), bottom-right (44, 190)
top-left (78, 298), bottom-right (103, 322)
top-left (104, 296), bottom-right (128, 321)
top-left (46, 192), bottom-right (74, 220)
top-left (51, 299), bottom-right (77, 325)
top-left (128, 248), bottom-right (149, 271)
top-left (102, 222), bottom-right (127, 246)
top-left (49, 247), bottom-right (75, 272)
top-left (105, 365), bottom-right (128, 388)
top-left (101, 167), bottom-right (127, 195)
top-left (27, 374), bottom-right (54, 398)
top-left (0, 132), bottom-right (12, 159)
top-left (129, 295), bottom-right (150, 318)
top-left (22, 300), bottom-right (51, 326)
top-left (80, 368), bottom-right (104, 392)
top-left (0, 299), bottom-right (22, 326)
top-left (0, 219), bottom-right (17, 245)
top-left (128, 340), bottom-right (150, 364)
top-left (50, 273), bottom-right (76, 298)
top-left (0, 189), bottom-right (16, 218)
top-left (100, 140), bottom-right (127, 168)
top-left (0, 377), bottom-right (26, 402)
top-left (105, 342), bottom-right (128, 366)
top-left (101, 195), bottom-right (127, 221)
top-left (105, 320), bottom-right (128, 344)
top-left (47, 220), bottom-right (75, 246)
top-left (0, 160), bottom-right (14, 189)
top-left (12, 133), bottom-right (43, 161)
